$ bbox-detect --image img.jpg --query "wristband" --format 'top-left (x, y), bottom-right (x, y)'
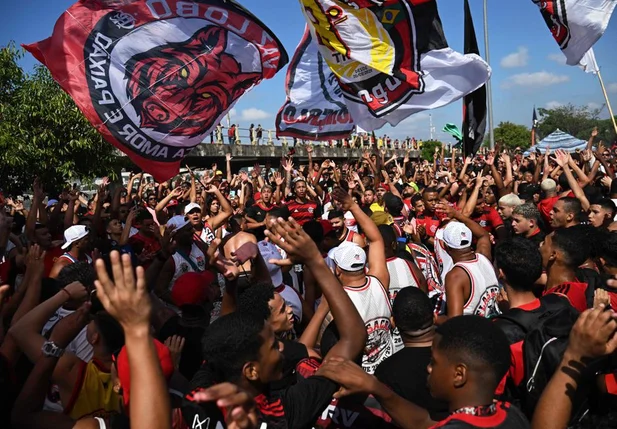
top-left (61, 288), bottom-right (72, 301)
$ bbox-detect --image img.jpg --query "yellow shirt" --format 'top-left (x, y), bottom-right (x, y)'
top-left (370, 202), bottom-right (385, 213)
top-left (64, 359), bottom-right (120, 420)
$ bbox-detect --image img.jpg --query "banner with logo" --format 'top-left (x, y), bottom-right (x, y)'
top-left (276, 27), bottom-right (355, 140)
top-left (532, 0), bottom-right (616, 65)
top-left (24, 0), bottom-right (287, 181)
top-left (279, 0), bottom-right (490, 137)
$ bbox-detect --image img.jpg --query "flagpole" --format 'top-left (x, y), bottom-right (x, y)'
top-left (596, 70), bottom-right (617, 135)
top-left (483, 0), bottom-right (495, 149)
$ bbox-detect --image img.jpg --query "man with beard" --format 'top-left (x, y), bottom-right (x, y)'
top-left (370, 183), bottom-right (388, 212)
top-left (185, 184), bottom-right (232, 245)
top-left (328, 210), bottom-right (365, 247)
top-left (287, 178), bottom-right (320, 226)
top-left (245, 184), bottom-right (276, 241)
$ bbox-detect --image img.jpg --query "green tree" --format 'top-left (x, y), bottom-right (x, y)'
top-left (537, 103), bottom-right (615, 143)
top-left (421, 139), bottom-right (443, 161)
top-left (0, 43), bottom-right (118, 194)
top-left (493, 121), bottom-right (532, 150)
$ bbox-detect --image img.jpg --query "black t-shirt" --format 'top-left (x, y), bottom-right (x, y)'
top-left (429, 402), bottom-right (529, 428)
top-left (183, 369), bottom-right (338, 429)
top-left (375, 347), bottom-right (449, 421)
top-left (245, 203), bottom-right (282, 241)
top-left (526, 229), bottom-right (546, 247)
top-left (271, 339), bottom-right (309, 392)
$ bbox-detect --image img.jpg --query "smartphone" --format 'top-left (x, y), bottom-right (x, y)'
top-left (229, 190), bottom-right (237, 198)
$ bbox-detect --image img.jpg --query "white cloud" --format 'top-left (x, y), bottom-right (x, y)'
top-left (608, 83), bottom-right (617, 93)
top-left (545, 101), bottom-right (563, 109)
top-left (228, 108), bottom-right (237, 118)
top-left (240, 108), bottom-right (271, 122)
top-left (502, 71), bottom-right (569, 89)
top-left (500, 47), bottom-right (529, 68)
top-left (547, 53), bottom-right (567, 65)
top-left (587, 102), bottom-right (602, 110)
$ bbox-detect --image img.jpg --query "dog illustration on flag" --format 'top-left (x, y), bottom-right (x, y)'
top-left (124, 26), bottom-right (260, 137)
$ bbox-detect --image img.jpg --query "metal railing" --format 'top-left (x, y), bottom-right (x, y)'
top-left (205, 126), bottom-right (421, 150)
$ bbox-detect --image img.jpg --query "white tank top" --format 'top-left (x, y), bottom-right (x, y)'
top-left (169, 244), bottom-right (207, 290)
top-left (454, 254), bottom-right (500, 318)
top-left (386, 257), bottom-right (422, 353)
top-left (434, 227), bottom-right (454, 284)
top-left (344, 276), bottom-right (393, 374)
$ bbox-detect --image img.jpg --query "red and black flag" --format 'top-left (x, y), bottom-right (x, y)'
top-left (24, 0), bottom-right (287, 181)
top-left (531, 106), bottom-right (539, 145)
top-left (462, 0), bottom-right (487, 157)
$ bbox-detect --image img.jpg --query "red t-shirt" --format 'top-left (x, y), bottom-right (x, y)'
top-left (537, 191), bottom-right (575, 228)
top-left (44, 247), bottom-right (66, 278)
top-left (471, 207), bottom-right (504, 234)
top-left (286, 199), bottom-right (319, 226)
top-left (416, 211), bottom-right (444, 238)
top-left (544, 282), bottom-right (589, 313)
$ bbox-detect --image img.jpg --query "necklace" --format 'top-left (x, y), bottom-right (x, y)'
top-left (451, 403), bottom-right (497, 417)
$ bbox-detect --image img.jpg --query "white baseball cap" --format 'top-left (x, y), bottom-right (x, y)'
top-left (442, 221), bottom-right (473, 250)
top-left (167, 215), bottom-right (190, 231)
top-left (184, 203), bottom-right (201, 215)
top-left (331, 242), bottom-right (366, 272)
top-left (61, 225), bottom-right (89, 250)
top-left (258, 241), bottom-right (283, 286)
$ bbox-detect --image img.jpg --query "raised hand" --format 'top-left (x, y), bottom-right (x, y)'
top-left (63, 281), bottom-right (89, 303)
top-left (94, 251), bottom-right (151, 332)
top-left (332, 187), bottom-right (354, 211)
top-left (552, 149), bottom-right (569, 168)
top-left (226, 153), bottom-right (232, 161)
top-left (273, 172), bottom-right (284, 187)
top-left (164, 335), bottom-right (186, 370)
top-left (170, 187), bottom-right (184, 198)
top-left (306, 145), bottom-right (313, 154)
top-left (591, 127), bottom-right (598, 138)
top-left (264, 217), bottom-right (321, 264)
top-left (189, 383), bottom-right (259, 429)
top-left (567, 306), bottom-right (617, 360)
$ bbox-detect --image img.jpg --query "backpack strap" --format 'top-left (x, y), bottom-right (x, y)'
top-left (495, 308), bottom-right (538, 334)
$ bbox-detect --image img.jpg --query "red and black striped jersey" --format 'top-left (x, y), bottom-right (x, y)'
top-left (286, 199), bottom-right (320, 226)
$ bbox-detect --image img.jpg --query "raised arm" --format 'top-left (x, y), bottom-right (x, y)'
top-left (437, 201), bottom-right (491, 260)
top-left (95, 252), bottom-right (172, 429)
top-left (333, 188), bottom-right (389, 288)
top-left (266, 218), bottom-right (366, 361)
top-left (202, 185), bottom-right (233, 231)
top-left (554, 151), bottom-right (590, 211)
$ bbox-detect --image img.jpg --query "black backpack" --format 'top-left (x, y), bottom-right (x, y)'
top-left (495, 294), bottom-right (582, 420)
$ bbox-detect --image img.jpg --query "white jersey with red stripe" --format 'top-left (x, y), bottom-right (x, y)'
top-left (344, 211), bottom-right (358, 232)
top-left (386, 257), bottom-right (423, 353)
top-left (344, 275), bottom-right (393, 374)
top-left (454, 254), bottom-right (500, 318)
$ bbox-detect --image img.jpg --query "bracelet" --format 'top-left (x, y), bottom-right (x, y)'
top-left (61, 288), bottom-right (72, 301)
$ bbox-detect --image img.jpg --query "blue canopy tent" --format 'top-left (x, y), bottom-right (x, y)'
top-left (524, 129), bottom-right (587, 155)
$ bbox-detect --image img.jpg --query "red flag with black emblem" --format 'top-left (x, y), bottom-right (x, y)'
top-left (461, 0), bottom-right (487, 157)
top-left (24, 0), bottom-right (287, 181)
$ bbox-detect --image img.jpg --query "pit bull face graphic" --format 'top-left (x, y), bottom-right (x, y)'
top-left (535, 0), bottom-right (571, 49)
top-left (125, 26), bottom-right (260, 137)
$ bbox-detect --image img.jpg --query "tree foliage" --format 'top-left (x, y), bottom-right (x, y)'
top-left (0, 43), bottom-right (118, 194)
top-left (494, 121), bottom-right (532, 150)
top-left (537, 103), bottom-right (616, 143)
top-left (421, 139), bottom-right (444, 161)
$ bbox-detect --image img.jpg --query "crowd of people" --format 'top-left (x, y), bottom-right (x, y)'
top-left (2, 129), bottom-right (617, 429)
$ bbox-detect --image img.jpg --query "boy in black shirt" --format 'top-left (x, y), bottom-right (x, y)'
top-left (317, 316), bottom-right (529, 429)
top-left (183, 218), bottom-right (367, 429)
top-left (375, 287), bottom-right (448, 421)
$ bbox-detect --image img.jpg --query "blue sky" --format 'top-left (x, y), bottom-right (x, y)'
top-left (1, 0), bottom-right (616, 145)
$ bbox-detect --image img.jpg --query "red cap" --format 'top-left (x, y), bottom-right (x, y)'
top-left (166, 199), bottom-right (179, 208)
top-left (171, 271), bottom-right (216, 307)
top-left (377, 183), bottom-right (390, 191)
top-left (116, 339), bottom-right (174, 406)
top-left (254, 192), bottom-right (262, 201)
top-left (319, 219), bottom-right (334, 236)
